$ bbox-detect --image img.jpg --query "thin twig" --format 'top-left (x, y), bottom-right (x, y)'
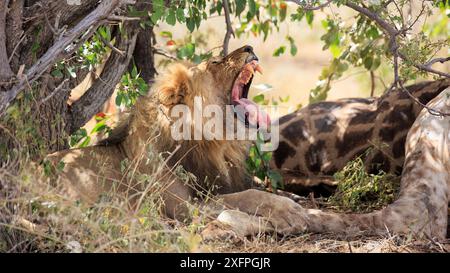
top-left (285, 0), bottom-right (333, 11)
top-left (370, 71), bottom-right (375, 97)
top-left (399, 81), bottom-right (450, 117)
top-left (222, 0), bottom-right (235, 56)
top-left (8, 32), bottom-right (26, 63)
top-left (153, 48), bottom-right (178, 61)
top-left (99, 35), bottom-right (125, 56)
top-left (39, 79), bottom-right (69, 104)
top-left (108, 15), bottom-right (142, 22)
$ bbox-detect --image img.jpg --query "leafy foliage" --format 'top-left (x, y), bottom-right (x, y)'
top-left (116, 64), bottom-right (149, 108)
top-left (246, 132), bottom-right (283, 192)
top-left (328, 156), bottom-right (400, 213)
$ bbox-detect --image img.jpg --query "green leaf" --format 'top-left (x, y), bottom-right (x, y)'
top-left (131, 65), bottom-right (138, 78)
top-left (268, 170), bottom-right (283, 190)
top-left (79, 136), bottom-right (91, 148)
top-left (279, 95), bottom-right (290, 103)
top-left (67, 67), bottom-right (76, 78)
top-left (160, 31), bottom-right (172, 39)
top-left (51, 69), bottom-right (63, 78)
top-left (252, 94), bottom-right (265, 104)
top-left (305, 11), bottom-right (314, 27)
top-left (273, 46), bottom-right (286, 57)
top-left (91, 120), bottom-right (107, 134)
top-left (330, 44), bottom-right (341, 58)
top-left (363, 56), bottom-right (373, 70)
top-left (372, 57), bottom-right (381, 70)
top-left (261, 21), bottom-right (270, 41)
top-left (287, 36), bottom-right (298, 56)
top-left (56, 161), bottom-right (65, 172)
top-left (177, 43), bottom-right (195, 59)
top-left (150, 0), bottom-right (164, 24)
top-left (186, 17), bottom-right (195, 32)
top-left (235, 0), bottom-right (246, 16)
top-left (247, 0), bottom-right (256, 21)
top-left (115, 92), bottom-right (123, 106)
top-left (176, 8), bottom-right (186, 23)
top-left (166, 9), bottom-right (176, 26)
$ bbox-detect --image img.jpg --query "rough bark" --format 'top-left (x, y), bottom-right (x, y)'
top-left (133, 26), bottom-right (157, 84)
top-left (132, 0), bottom-right (156, 84)
top-left (5, 0), bottom-right (24, 73)
top-left (35, 74), bottom-right (72, 151)
top-left (0, 0), bottom-right (14, 82)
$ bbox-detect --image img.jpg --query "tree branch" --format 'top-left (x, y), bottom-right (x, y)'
top-left (69, 30), bottom-right (138, 133)
top-left (285, 0), bottom-right (333, 11)
top-left (0, 0), bottom-right (126, 115)
top-left (423, 57), bottom-right (450, 69)
top-left (99, 34), bottom-right (125, 56)
top-left (222, 0), bottom-right (234, 56)
top-left (38, 78), bottom-right (69, 105)
top-left (287, 0), bottom-right (450, 115)
top-left (344, 2), bottom-right (397, 35)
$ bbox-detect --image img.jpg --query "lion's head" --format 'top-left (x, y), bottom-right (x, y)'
top-left (154, 45), bottom-right (268, 130)
top-left (111, 46), bottom-right (268, 194)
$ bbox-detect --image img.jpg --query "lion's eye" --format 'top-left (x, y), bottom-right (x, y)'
top-left (210, 57), bottom-right (222, 64)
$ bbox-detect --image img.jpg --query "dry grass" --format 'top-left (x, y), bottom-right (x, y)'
top-left (211, 233), bottom-right (450, 253)
top-left (1, 154), bottom-right (448, 253)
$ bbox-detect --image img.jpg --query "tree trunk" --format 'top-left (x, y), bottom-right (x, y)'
top-left (0, 0), bottom-right (156, 162)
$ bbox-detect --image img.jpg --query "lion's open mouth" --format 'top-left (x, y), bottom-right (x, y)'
top-left (231, 60), bottom-right (270, 128)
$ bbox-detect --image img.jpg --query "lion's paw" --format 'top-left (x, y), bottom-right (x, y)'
top-left (201, 220), bottom-right (239, 242)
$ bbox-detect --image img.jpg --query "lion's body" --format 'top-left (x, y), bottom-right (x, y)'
top-left (47, 46), bottom-right (259, 218)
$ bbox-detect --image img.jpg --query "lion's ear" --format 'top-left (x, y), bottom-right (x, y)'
top-left (157, 65), bottom-right (190, 106)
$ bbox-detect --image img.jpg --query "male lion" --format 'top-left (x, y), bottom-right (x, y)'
top-left (47, 45), bottom-right (268, 220)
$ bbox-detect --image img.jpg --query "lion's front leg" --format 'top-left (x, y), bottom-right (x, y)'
top-left (203, 189), bottom-right (308, 238)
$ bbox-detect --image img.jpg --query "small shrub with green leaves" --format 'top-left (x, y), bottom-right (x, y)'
top-left (328, 156), bottom-right (401, 213)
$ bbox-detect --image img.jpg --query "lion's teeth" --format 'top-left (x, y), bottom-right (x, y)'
top-left (255, 64), bottom-right (263, 75)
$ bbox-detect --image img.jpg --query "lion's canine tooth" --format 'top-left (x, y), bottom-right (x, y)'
top-left (255, 64), bottom-right (263, 75)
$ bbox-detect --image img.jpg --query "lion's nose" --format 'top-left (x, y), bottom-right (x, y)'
top-left (242, 45), bottom-right (258, 63)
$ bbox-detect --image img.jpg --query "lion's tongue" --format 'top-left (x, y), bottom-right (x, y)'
top-left (234, 98), bottom-right (271, 128)
top-left (231, 61), bottom-right (269, 128)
